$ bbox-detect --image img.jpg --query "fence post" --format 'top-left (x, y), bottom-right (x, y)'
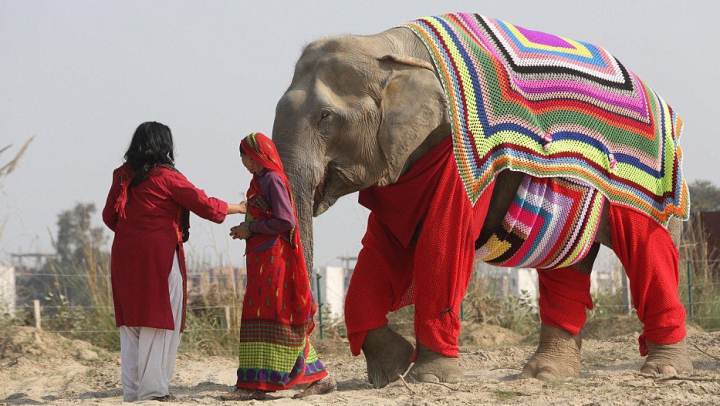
top-left (621, 268), bottom-right (632, 315)
top-left (315, 272), bottom-right (324, 339)
top-left (224, 306), bottom-right (232, 332)
top-left (33, 300), bottom-right (41, 329)
top-left (687, 261), bottom-right (695, 323)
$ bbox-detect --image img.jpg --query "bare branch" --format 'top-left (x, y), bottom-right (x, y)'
top-left (397, 374), bottom-right (417, 394)
top-left (638, 373), bottom-right (718, 382)
top-left (692, 343), bottom-right (720, 361)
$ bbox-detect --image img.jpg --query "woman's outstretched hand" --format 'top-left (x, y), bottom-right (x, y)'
top-left (230, 222), bottom-right (252, 239)
top-left (227, 200), bottom-right (247, 215)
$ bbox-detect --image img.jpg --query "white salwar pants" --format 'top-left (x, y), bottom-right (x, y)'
top-left (119, 253), bottom-right (183, 402)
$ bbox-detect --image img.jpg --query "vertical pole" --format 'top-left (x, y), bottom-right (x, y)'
top-left (33, 300), bottom-right (41, 329)
top-left (621, 267), bottom-right (632, 315)
top-left (687, 261), bottom-right (695, 323)
top-left (315, 272), bottom-right (324, 339)
top-left (224, 306), bottom-right (232, 332)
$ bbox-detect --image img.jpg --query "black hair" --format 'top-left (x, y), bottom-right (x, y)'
top-left (124, 121), bottom-right (175, 186)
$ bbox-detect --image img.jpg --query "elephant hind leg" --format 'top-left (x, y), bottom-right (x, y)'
top-left (520, 323), bottom-right (582, 380)
top-left (537, 267), bottom-right (593, 336)
top-left (521, 267), bottom-right (591, 380)
top-left (608, 204), bottom-right (690, 373)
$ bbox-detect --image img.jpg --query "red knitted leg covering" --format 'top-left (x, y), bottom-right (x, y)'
top-left (345, 213), bottom-right (414, 356)
top-left (538, 267), bottom-right (593, 336)
top-left (609, 204), bottom-right (686, 355)
top-left (412, 163), bottom-right (494, 358)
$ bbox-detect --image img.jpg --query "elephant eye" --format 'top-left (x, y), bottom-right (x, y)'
top-left (317, 110), bottom-right (333, 131)
top-left (317, 109), bottom-right (338, 138)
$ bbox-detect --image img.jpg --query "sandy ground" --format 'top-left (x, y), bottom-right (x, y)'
top-left (1, 320), bottom-right (719, 405)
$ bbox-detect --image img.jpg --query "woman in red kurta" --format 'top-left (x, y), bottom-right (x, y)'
top-left (102, 121), bottom-right (243, 402)
top-left (221, 132), bottom-right (337, 401)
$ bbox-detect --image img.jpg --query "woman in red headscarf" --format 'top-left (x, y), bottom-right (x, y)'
top-left (221, 132), bottom-right (336, 401)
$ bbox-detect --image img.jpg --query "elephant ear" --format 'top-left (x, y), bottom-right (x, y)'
top-left (377, 54), bottom-right (447, 185)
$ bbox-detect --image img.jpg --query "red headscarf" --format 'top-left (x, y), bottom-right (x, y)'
top-left (241, 132), bottom-right (289, 184)
top-left (240, 132), bottom-right (306, 264)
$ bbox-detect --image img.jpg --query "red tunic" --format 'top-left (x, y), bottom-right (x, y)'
top-left (102, 164), bottom-right (228, 331)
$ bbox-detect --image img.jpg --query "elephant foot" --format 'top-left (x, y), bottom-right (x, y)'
top-left (641, 339), bottom-right (693, 375)
top-left (361, 325), bottom-right (414, 388)
top-left (407, 343), bottom-right (463, 384)
top-left (520, 323), bottom-right (581, 381)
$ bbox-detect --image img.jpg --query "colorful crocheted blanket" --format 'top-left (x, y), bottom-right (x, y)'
top-left (476, 175), bottom-right (604, 269)
top-left (401, 13), bottom-right (689, 225)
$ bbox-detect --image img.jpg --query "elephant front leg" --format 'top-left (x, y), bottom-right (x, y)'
top-left (521, 323), bottom-right (582, 380)
top-left (344, 214), bottom-right (417, 387)
top-left (408, 344), bottom-right (463, 383)
top-left (362, 325), bottom-right (415, 387)
top-left (404, 157), bottom-right (495, 384)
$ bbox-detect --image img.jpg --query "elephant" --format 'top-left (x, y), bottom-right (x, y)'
top-left (271, 13), bottom-right (693, 386)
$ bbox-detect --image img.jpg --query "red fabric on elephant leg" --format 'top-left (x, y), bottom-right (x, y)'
top-left (538, 267), bottom-right (593, 336)
top-left (345, 214), bottom-right (414, 356)
top-left (411, 146), bottom-right (495, 358)
top-left (609, 204), bottom-right (686, 355)
top-left (347, 138), bottom-right (453, 356)
top-left (346, 137), bottom-right (494, 359)
top-left (358, 138), bottom-right (455, 248)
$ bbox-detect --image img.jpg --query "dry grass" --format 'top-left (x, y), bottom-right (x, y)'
top-left (9, 201), bottom-right (720, 357)
top-left (0, 137), bottom-right (35, 244)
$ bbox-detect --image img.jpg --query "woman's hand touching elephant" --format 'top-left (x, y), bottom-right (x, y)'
top-left (230, 222), bottom-right (252, 239)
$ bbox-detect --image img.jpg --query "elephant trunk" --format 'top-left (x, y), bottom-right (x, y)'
top-left (273, 96), bottom-right (325, 276)
top-left (293, 181), bottom-right (315, 274)
top-left (277, 148), bottom-right (318, 274)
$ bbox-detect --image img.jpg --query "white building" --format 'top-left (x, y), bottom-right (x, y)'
top-left (0, 266), bottom-right (16, 317)
top-left (476, 263), bottom-right (539, 304)
top-left (308, 258), bottom-right (619, 320)
top-left (316, 266), bottom-right (346, 320)
top-left (475, 259), bottom-right (619, 305)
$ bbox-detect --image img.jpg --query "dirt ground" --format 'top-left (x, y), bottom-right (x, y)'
top-left (1, 319), bottom-right (719, 405)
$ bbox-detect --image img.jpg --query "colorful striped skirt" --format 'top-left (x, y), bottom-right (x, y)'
top-left (235, 238), bottom-right (327, 391)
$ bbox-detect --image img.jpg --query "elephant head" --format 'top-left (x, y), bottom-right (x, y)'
top-left (272, 28), bottom-right (449, 269)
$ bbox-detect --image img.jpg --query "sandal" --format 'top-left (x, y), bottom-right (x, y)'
top-left (292, 376), bottom-right (337, 399)
top-left (220, 387), bottom-right (267, 401)
top-left (149, 394), bottom-right (174, 402)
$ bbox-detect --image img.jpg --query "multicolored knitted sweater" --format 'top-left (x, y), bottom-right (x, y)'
top-left (476, 175), bottom-right (604, 269)
top-left (401, 13), bottom-right (689, 226)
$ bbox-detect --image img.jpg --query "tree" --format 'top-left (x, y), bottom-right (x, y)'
top-left (45, 203), bottom-right (109, 307)
top-left (688, 180), bottom-right (720, 213)
top-left (55, 203), bottom-right (106, 266)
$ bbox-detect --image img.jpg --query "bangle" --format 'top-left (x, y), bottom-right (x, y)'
top-left (245, 222), bottom-right (251, 232)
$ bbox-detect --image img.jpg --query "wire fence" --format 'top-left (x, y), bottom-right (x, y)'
top-left (3, 255), bottom-right (719, 357)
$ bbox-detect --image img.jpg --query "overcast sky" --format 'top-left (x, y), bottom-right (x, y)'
top-left (2, 0), bottom-right (718, 270)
